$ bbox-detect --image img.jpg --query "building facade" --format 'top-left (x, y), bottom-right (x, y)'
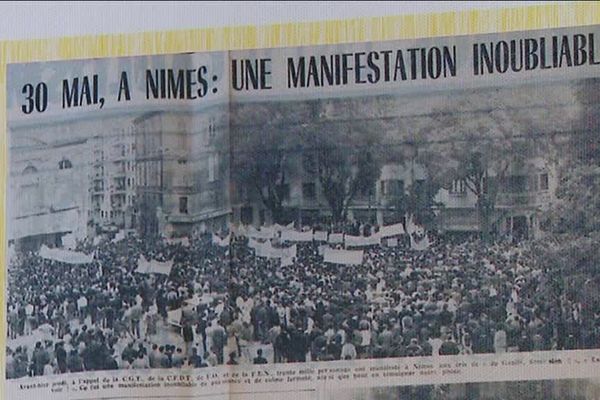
top-left (8, 129), bottom-right (91, 250)
top-left (90, 124), bottom-right (137, 231)
top-left (232, 150), bottom-right (557, 240)
top-left (134, 107), bottom-right (231, 238)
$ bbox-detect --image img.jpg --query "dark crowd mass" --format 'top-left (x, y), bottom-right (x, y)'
top-left (6, 222), bottom-right (599, 379)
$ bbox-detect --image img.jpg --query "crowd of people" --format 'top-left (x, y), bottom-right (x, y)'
top-left (6, 221), bottom-right (600, 379)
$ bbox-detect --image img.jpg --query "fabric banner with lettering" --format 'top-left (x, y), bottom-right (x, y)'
top-left (379, 222), bottom-right (405, 238)
top-left (255, 241), bottom-right (297, 259)
top-left (328, 233), bottom-right (345, 244)
top-left (385, 237), bottom-right (399, 247)
top-left (313, 231), bottom-right (328, 241)
top-left (39, 245), bottom-right (94, 264)
top-left (260, 226), bottom-right (278, 238)
top-left (136, 255), bottom-right (174, 275)
top-left (323, 248), bottom-right (364, 265)
top-left (280, 229), bottom-right (313, 242)
top-left (247, 226), bottom-right (275, 240)
top-left (345, 234), bottom-right (381, 248)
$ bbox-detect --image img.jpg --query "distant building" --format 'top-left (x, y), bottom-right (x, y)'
top-left (435, 156), bottom-right (558, 239)
top-left (231, 158), bottom-right (428, 227)
top-left (133, 107), bottom-right (231, 238)
top-left (90, 124), bottom-right (137, 231)
top-left (8, 117), bottom-right (93, 250)
top-left (232, 147), bottom-right (557, 240)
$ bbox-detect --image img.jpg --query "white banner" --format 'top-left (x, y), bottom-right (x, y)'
top-left (39, 245), bottom-right (94, 264)
top-left (253, 240), bottom-right (297, 259)
top-left (135, 255), bottom-right (173, 275)
top-left (345, 234), bottom-right (381, 247)
top-left (280, 229), bottom-right (313, 242)
top-left (328, 233), bottom-right (345, 244)
top-left (323, 247), bottom-right (364, 265)
top-left (313, 231), bottom-right (329, 241)
top-left (385, 237), bottom-right (399, 247)
top-left (254, 240), bottom-right (272, 258)
top-left (379, 222), bottom-right (405, 237)
top-left (247, 226), bottom-right (276, 240)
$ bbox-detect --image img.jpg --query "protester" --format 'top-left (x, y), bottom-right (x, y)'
top-left (6, 223), bottom-right (598, 378)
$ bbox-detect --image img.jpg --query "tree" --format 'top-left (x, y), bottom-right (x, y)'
top-left (303, 122), bottom-right (382, 222)
top-left (536, 78), bottom-right (600, 312)
top-left (230, 102), bottom-right (305, 224)
top-left (300, 99), bottom-right (385, 222)
top-left (410, 82), bottom-right (580, 241)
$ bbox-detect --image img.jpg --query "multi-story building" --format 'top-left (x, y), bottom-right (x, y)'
top-left (230, 156), bottom-right (429, 228)
top-left (90, 124), bottom-right (137, 231)
top-left (231, 143), bottom-right (557, 240)
top-left (9, 112), bottom-right (146, 250)
top-left (133, 106), bottom-right (231, 238)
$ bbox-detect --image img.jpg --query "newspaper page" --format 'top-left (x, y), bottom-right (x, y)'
top-left (5, 9), bottom-right (600, 400)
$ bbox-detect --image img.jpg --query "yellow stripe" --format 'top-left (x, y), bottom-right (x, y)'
top-left (1, 2), bottom-right (600, 395)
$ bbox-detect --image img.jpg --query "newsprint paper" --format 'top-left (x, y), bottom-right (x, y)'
top-left (7, 16), bottom-right (600, 400)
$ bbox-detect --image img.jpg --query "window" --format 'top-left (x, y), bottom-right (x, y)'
top-left (540, 173), bottom-right (549, 191)
top-left (302, 182), bottom-right (316, 200)
top-left (179, 196), bottom-right (188, 214)
top-left (58, 158), bottom-right (73, 170)
top-left (116, 178), bottom-right (126, 191)
top-left (449, 179), bottom-right (467, 195)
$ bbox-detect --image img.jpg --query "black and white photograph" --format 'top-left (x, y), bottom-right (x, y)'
top-left (6, 42), bottom-right (600, 382)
